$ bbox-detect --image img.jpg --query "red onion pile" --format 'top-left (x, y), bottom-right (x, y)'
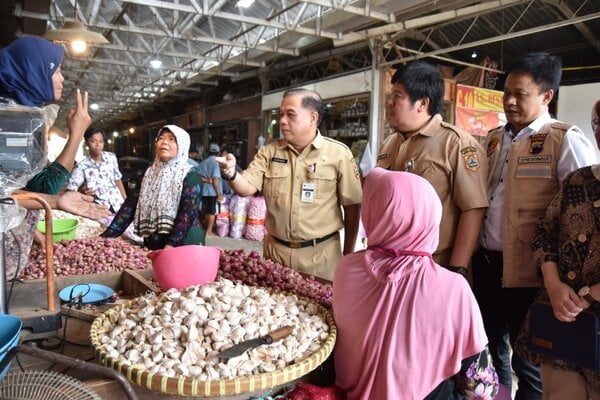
top-left (24, 237), bottom-right (151, 280)
top-left (218, 249), bottom-right (333, 308)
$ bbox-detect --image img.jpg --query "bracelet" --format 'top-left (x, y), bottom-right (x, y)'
top-left (222, 170), bottom-right (237, 181)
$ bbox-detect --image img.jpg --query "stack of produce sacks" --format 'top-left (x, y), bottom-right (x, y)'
top-left (228, 195), bottom-right (250, 239)
top-left (215, 196), bottom-right (230, 237)
top-left (243, 195), bottom-right (267, 241)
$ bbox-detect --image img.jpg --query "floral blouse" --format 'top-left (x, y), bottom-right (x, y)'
top-left (519, 166), bottom-right (600, 393)
top-left (101, 169), bottom-right (202, 247)
top-left (68, 151), bottom-right (124, 212)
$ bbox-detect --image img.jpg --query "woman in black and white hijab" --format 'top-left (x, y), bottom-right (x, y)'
top-left (102, 125), bottom-right (204, 249)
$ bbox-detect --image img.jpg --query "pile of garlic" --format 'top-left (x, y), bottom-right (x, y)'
top-left (95, 278), bottom-right (330, 380)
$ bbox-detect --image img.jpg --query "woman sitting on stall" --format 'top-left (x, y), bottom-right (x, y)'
top-left (0, 36), bottom-right (109, 281)
top-left (101, 125), bottom-right (204, 249)
top-left (333, 168), bottom-right (500, 400)
top-left (67, 127), bottom-right (127, 213)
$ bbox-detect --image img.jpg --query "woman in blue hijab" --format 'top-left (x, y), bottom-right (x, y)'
top-left (0, 36), bottom-right (91, 194)
top-left (0, 37), bottom-right (109, 283)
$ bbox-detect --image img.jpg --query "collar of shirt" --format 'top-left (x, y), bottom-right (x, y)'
top-left (278, 130), bottom-right (324, 154)
top-left (396, 114), bottom-right (442, 139)
top-left (505, 111), bottom-right (553, 140)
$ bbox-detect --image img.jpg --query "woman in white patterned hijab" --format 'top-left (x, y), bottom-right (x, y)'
top-left (102, 124), bottom-right (205, 249)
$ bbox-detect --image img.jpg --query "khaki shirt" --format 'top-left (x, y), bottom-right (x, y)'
top-left (377, 114), bottom-right (489, 265)
top-left (243, 132), bottom-right (362, 242)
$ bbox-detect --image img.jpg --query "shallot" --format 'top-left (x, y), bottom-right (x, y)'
top-left (218, 249), bottom-right (333, 308)
top-left (24, 237), bottom-right (151, 279)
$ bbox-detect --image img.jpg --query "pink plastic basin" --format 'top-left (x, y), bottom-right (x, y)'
top-left (148, 245), bottom-right (221, 290)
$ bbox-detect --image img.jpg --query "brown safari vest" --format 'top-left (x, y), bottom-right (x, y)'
top-left (486, 122), bottom-right (574, 287)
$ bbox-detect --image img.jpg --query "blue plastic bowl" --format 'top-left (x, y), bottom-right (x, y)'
top-left (0, 315), bottom-right (22, 379)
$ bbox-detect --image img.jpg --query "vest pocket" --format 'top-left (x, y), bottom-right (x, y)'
top-left (516, 165), bottom-right (553, 179)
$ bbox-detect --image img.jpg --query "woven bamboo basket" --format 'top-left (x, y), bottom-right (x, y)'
top-left (89, 294), bottom-right (336, 397)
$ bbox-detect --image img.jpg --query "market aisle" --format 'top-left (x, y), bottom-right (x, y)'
top-left (205, 234), bottom-right (263, 255)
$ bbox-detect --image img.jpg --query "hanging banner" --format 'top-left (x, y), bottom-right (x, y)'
top-left (455, 84), bottom-right (504, 137)
top-left (455, 107), bottom-right (500, 137)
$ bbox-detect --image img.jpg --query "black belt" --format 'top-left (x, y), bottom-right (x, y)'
top-left (273, 232), bottom-right (337, 249)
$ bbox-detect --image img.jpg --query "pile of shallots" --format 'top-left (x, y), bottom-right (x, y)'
top-left (218, 250), bottom-right (333, 308)
top-left (24, 237), bottom-right (151, 279)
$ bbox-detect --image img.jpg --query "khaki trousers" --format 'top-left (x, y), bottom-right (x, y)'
top-left (542, 364), bottom-right (600, 400)
top-left (263, 233), bottom-right (341, 281)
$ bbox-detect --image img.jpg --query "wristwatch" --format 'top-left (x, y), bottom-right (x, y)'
top-left (578, 286), bottom-right (597, 304)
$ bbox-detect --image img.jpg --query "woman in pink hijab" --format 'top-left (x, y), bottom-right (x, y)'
top-left (333, 168), bottom-right (499, 399)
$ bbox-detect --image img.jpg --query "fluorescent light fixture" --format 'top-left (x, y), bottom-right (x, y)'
top-left (236, 0), bottom-right (255, 8)
top-left (150, 59), bottom-right (162, 68)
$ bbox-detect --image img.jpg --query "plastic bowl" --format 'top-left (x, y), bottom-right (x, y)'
top-left (0, 315), bottom-right (22, 379)
top-left (148, 245), bottom-right (221, 290)
top-left (37, 218), bottom-right (79, 242)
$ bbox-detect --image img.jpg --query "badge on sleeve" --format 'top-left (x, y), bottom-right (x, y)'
top-left (529, 133), bottom-right (548, 154)
top-left (486, 137), bottom-right (500, 157)
top-left (461, 146), bottom-right (480, 172)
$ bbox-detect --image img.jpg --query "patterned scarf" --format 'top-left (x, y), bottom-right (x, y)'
top-left (134, 125), bottom-right (191, 237)
top-left (0, 37), bottom-right (63, 107)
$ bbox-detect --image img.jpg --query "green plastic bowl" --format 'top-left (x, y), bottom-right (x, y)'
top-left (37, 218), bottom-right (79, 242)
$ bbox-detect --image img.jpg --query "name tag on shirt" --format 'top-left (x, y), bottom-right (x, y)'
top-left (271, 157), bottom-right (288, 163)
top-left (301, 182), bottom-right (315, 203)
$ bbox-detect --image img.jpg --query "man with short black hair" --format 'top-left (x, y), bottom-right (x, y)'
top-left (473, 52), bottom-right (596, 399)
top-left (215, 88), bottom-right (362, 280)
top-left (377, 61), bottom-right (489, 276)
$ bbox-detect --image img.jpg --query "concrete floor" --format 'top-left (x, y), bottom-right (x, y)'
top-left (204, 234), bottom-right (264, 255)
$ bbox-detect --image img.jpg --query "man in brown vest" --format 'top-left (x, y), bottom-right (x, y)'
top-left (472, 52), bottom-right (596, 399)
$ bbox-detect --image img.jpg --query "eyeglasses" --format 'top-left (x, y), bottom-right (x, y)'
top-left (593, 118), bottom-right (600, 131)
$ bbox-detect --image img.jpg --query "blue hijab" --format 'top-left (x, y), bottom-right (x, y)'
top-left (0, 37), bottom-right (64, 107)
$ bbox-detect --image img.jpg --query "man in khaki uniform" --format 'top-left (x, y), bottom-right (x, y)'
top-left (377, 61), bottom-right (488, 275)
top-left (216, 88), bottom-right (362, 280)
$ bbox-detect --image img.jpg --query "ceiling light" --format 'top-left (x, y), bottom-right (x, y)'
top-left (69, 39), bottom-right (87, 53)
top-left (129, 127), bottom-right (135, 134)
top-left (43, 21), bottom-right (109, 47)
top-left (471, 51), bottom-right (477, 59)
top-left (90, 103), bottom-right (99, 110)
top-left (236, 0), bottom-right (255, 8)
top-left (112, 131), bottom-right (119, 137)
top-left (150, 59), bottom-right (162, 69)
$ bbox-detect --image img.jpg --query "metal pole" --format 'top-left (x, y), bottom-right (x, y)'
top-left (0, 230), bottom-right (6, 314)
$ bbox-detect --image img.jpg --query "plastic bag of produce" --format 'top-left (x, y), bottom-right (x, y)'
top-left (285, 383), bottom-right (345, 400)
top-left (243, 195), bottom-right (267, 241)
top-left (229, 195), bottom-right (250, 239)
top-left (215, 196), bottom-right (230, 237)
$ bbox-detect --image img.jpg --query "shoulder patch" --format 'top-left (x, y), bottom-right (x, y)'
top-left (486, 137), bottom-right (500, 157)
top-left (461, 147), bottom-right (480, 172)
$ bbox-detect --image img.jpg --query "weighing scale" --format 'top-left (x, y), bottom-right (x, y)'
top-left (0, 104), bottom-right (62, 340)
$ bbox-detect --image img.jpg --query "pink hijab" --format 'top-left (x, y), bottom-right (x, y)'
top-left (333, 168), bottom-right (487, 399)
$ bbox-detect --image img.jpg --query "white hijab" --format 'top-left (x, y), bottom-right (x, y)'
top-left (134, 125), bottom-right (191, 237)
